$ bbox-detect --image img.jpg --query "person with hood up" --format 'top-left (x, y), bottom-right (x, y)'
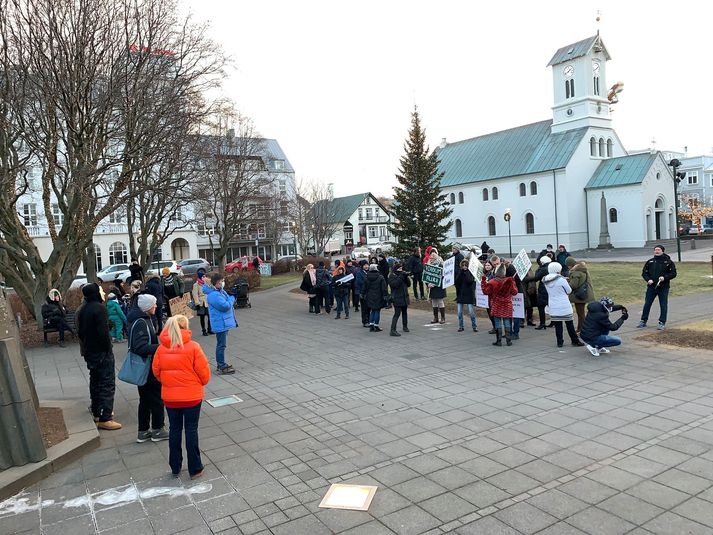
top-left (637, 245), bottom-right (677, 330)
top-left (41, 289), bottom-right (73, 347)
top-left (427, 249), bottom-right (447, 324)
top-left (355, 260), bottom-right (370, 327)
top-left (127, 294), bottom-right (169, 443)
top-left (565, 257), bottom-right (595, 333)
top-left (543, 262), bottom-right (585, 348)
top-left (481, 264), bottom-right (517, 346)
top-left (422, 245), bottom-right (434, 265)
top-left (314, 262), bottom-right (332, 314)
top-left (77, 283), bottom-right (121, 430)
top-left (406, 247), bottom-right (425, 300)
top-left (580, 297), bottom-right (628, 357)
top-left (332, 266), bottom-right (351, 319)
top-left (478, 241), bottom-right (490, 262)
top-left (192, 269), bottom-right (213, 336)
top-left (299, 263), bottom-right (317, 313)
top-left (455, 259), bottom-right (477, 333)
top-left (377, 254), bottom-right (390, 280)
top-left (161, 267), bottom-right (184, 317)
top-left (129, 258), bottom-right (144, 283)
top-left (388, 262), bottom-right (410, 336)
top-left (145, 274), bottom-right (165, 332)
top-left (203, 273), bottom-right (236, 374)
top-left (106, 292), bottom-right (127, 343)
top-left (152, 315), bottom-right (210, 479)
top-left (363, 263), bottom-right (388, 332)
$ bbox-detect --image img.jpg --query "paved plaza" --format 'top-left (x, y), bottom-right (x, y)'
top-left (1, 283), bottom-right (713, 534)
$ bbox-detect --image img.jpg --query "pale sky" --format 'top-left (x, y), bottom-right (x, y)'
top-left (185, 0), bottom-right (712, 198)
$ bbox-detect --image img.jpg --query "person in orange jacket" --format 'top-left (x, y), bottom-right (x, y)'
top-left (152, 315), bottom-right (211, 479)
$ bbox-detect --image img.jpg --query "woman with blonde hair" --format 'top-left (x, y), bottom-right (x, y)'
top-left (299, 263), bottom-right (317, 313)
top-left (152, 315), bottom-right (211, 479)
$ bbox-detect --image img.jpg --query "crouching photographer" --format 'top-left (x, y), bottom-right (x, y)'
top-left (580, 296), bottom-right (628, 357)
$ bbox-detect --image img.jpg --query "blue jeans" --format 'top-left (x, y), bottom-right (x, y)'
top-left (590, 335), bottom-right (621, 348)
top-left (493, 317), bottom-right (512, 332)
top-left (641, 285), bottom-right (669, 324)
top-left (166, 402), bottom-right (203, 476)
top-left (336, 295), bottom-right (349, 316)
top-left (215, 331), bottom-right (227, 368)
top-left (457, 303), bottom-right (476, 329)
top-left (370, 309), bottom-right (381, 326)
top-left (511, 317), bottom-right (521, 336)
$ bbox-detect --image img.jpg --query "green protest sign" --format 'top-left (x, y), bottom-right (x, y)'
top-left (423, 263), bottom-right (443, 286)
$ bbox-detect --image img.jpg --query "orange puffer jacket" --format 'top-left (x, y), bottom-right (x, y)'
top-left (152, 329), bottom-right (211, 402)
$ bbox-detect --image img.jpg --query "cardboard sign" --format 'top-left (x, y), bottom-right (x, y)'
top-left (512, 292), bottom-right (525, 319)
top-left (423, 263), bottom-right (443, 286)
top-left (468, 257), bottom-right (484, 281)
top-left (442, 257), bottom-right (456, 289)
top-left (168, 292), bottom-right (195, 319)
top-left (475, 281), bottom-right (489, 309)
top-left (512, 249), bottom-right (532, 281)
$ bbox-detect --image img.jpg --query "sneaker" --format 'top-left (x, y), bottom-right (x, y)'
top-left (488, 329), bottom-right (497, 334)
top-left (585, 344), bottom-right (600, 357)
top-left (472, 327), bottom-right (478, 332)
top-left (571, 340), bottom-right (585, 347)
top-left (363, 323), bottom-right (370, 328)
top-left (374, 326), bottom-right (382, 332)
top-left (59, 341), bottom-right (66, 348)
top-left (598, 347), bottom-right (611, 354)
top-left (137, 430), bottom-right (152, 443)
top-left (151, 428), bottom-right (170, 442)
top-left (657, 322), bottom-right (665, 330)
top-left (97, 420), bottom-right (122, 431)
top-left (557, 342), bottom-right (564, 348)
top-left (458, 327), bottom-right (464, 332)
top-left (217, 365), bottom-right (235, 375)
top-left (345, 315), bottom-right (349, 319)
top-left (637, 321), bottom-right (647, 328)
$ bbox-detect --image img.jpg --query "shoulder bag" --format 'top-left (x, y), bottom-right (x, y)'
top-left (573, 273), bottom-right (590, 301)
top-left (118, 319), bottom-right (153, 386)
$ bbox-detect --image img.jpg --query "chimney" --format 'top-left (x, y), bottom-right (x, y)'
top-left (439, 138), bottom-right (447, 149)
top-left (327, 183), bottom-right (334, 200)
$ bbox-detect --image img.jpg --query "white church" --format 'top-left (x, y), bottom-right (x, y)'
top-left (439, 34), bottom-right (675, 253)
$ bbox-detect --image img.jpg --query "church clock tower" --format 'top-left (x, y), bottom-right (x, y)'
top-left (549, 34), bottom-right (612, 134)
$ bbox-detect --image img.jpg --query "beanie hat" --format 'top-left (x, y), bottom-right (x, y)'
top-left (393, 262), bottom-right (402, 271)
top-left (599, 296), bottom-right (614, 312)
top-left (548, 262), bottom-right (562, 274)
top-left (107, 292), bottom-right (116, 300)
top-left (541, 256), bottom-right (552, 265)
top-left (138, 294), bottom-right (157, 312)
top-left (161, 267), bottom-right (171, 276)
top-left (565, 257), bottom-right (576, 267)
top-left (369, 264), bottom-right (378, 271)
top-left (655, 244), bottom-right (665, 252)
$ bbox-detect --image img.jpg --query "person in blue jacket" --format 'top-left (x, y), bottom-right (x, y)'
top-left (203, 272), bottom-right (236, 375)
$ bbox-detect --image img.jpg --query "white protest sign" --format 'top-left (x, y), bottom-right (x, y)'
top-left (511, 293), bottom-right (525, 319)
top-left (468, 257), bottom-right (484, 281)
top-left (512, 249), bottom-right (532, 281)
top-left (475, 281), bottom-right (489, 309)
top-left (338, 273), bottom-right (354, 284)
top-left (442, 257), bottom-right (456, 289)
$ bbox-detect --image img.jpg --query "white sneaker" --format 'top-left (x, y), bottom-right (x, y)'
top-left (586, 344), bottom-right (600, 357)
top-left (598, 347), bottom-right (610, 354)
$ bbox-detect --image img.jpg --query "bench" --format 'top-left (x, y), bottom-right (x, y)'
top-left (43, 311), bottom-right (77, 346)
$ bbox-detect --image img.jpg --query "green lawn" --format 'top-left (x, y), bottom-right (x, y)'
top-left (586, 262), bottom-right (713, 305)
top-left (254, 272), bottom-right (302, 291)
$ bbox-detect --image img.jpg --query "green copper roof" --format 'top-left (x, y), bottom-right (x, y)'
top-left (437, 120), bottom-right (588, 187)
top-left (585, 153), bottom-right (657, 189)
top-left (547, 35), bottom-right (610, 66)
top-left (313, 193), bottom-right (367, 224)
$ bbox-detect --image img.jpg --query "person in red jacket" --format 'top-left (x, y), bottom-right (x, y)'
top-left (481, 264), bottom-right (518, 346)
top-left (152, 315), bottom-right (211, 479)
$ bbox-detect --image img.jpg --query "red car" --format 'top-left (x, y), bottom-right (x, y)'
top-left (225, 256), bottom-right (264, 273)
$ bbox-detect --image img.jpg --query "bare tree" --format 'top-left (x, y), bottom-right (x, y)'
top-left (0, 0), bottom-right (226, 320)
top-left (303, 180), bottom-right (343, 256)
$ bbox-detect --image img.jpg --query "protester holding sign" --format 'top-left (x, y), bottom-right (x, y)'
top-left (482, 260), bottom-right (497, 334)
top-left (481, 264), bottom-right (518, 346)
top-left (332, 266), bottom-right (351, 319)
top-left (505, 263), bottom-right (525, 340)
top-left (455, 260), bottom-right (477, 332)
top-left (388, 263), bottom-right (411, 336)
top-left (426, 249), bottom-right (447, 324)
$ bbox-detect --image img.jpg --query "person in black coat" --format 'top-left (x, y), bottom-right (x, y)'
top-left (77, 283), bottom-right (121, 430)
top-left (638, 245), bottom-right (677, 330)
top-left (363, 264), bottom-right (388, 332)
top-left (145, 274), bottom-right (165, 332)
top-left (377, 254), bottom-right (390, 279)
top-left (451, 246), bottom-right (465, 267)
top-left (300, 264), bottom-right (317, 313)
top-left (405, 247), bottom-right (425, 300)
top-left (127, 295), bottom-right (168, 442)
top-left (314, 262), bottom-right (332, 314)
top-left (129, 258), bottom-right (144, 283)
top-left (580, 297), bottom-right (628, 356)
top-left (454, 260), bottom-right (477, 332)
top-left (332, 266), bottom-right (351, 319)
top-left (41, 289), bottom-right (73, 347)
top-left (388, 263), bottom-right (410, 336)
top-left (532, 256), bottom-right (551, 329)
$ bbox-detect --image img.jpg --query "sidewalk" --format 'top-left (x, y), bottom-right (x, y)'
top-left (571, 243), bottom-right (713, 263)
top-left (2, 288), bottom-right (713, 534)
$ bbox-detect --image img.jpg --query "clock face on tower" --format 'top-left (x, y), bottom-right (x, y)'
top-left (563, 65), bottom-right (574, 78)
top-left (592, 62), bottom-right (600, 75)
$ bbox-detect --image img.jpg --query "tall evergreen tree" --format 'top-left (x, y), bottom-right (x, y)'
top-left (390, 108), bottom-right (453, 258)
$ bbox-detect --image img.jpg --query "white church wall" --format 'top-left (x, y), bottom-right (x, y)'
top-left (587, 186), bottom-right (644, 248)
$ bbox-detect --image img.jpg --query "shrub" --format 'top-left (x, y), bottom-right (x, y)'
top-left (297, 256), bottom-right (332, 270)
top-left (271, 259), bottom-right (294, 275)
top-left (221, 269), bottom-right (260, 290)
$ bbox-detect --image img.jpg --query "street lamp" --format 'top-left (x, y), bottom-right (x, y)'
top-left (290, 221), bottom-right (298, 256)
top-left (669, 159), bottom-right (686, 262)
top-left (503, 209), bottom-right (512, 258)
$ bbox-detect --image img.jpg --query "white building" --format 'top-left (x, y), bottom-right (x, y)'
top-left (438, 34), bottom-right (676, 252)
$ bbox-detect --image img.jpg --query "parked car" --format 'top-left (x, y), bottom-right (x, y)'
top-left (277, 254), bottom-right (302, 262)
top-left (70, 275), bottom-right (88, 289)
top-left (225, 256), bottom-right (264, 273)
top-left (176, 258), bottom-right (211, 276)
top-left (146, 260), bottom-right (181, 277)
top-left (96, 264), bottom-right (131, 283)
top-left (351, 247), bottom-right (371, 260)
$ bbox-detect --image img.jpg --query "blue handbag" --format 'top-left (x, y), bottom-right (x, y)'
top-left (118, 319), bottom-right (152, 386)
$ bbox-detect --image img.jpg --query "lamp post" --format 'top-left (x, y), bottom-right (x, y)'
top-left (290, 221), bottom-right (298, 256)
top-left (669, 159), bottom-right (686, 262)
top-left (504, 209), bottom-right (512, 258)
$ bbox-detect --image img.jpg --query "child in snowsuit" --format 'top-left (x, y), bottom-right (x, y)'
top-left (107, 293), bottom-right (127, 343)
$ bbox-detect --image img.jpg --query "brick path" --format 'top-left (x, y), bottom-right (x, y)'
top-left (1, 283), bottom-right (713, 534)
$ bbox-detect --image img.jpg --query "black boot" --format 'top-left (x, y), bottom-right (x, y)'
top-left (505, 330), bottom-right (513, 346)
top-left (439, 308), bottom-right (446, 324)
top-left (492, 330), bottom-right (502, 346)
top-left (431, 308), bottom-right (439, 324)
top-left (535, 324), bottom-right (546, 330)
top-left (390, 330), bottom-right (401, 336)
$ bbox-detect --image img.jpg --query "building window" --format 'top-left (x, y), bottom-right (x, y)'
top-left (368, 226), bottom-right (377, 238)
top-left (593, 76), bottom-right (600, 96)
top-left (492, 187), bottom-right (498, 200)
top-left (278, 178), bottom-right (286, 194)
top-left (170, 207), bottom-right (185, 222)
top-left (598, 138), bottom-right (605, 157)
top-left (609, 208), bottom-right (618, 223)
top-left (51, 203), bottom-right (63, 226)
top-left (109, 210), bottom-right (124, 224)
top-left (455, 218), bottom-right (462, 238)
top-left (344, 230), bottom-right (353, 241)
top-left (379, 226), bottom-right (387, 239)
top-left (93, 243), bottom-right (103, 271)
top-left (197, 223), bottom-right (214, 236)
top-left (482, 188), bottom-right (489, 201)
top-left (565, 78), bottom-right (575, 98)
top-left (487, 216), bottom-right (496, 236)
top-left (525, 213), bottom-right (535, 234)
top-left (519, 183), bottom-right (526, 197)
top-left (590, 137), bottom-right (597, 156)
top-left (22, 203), bottom-right (37, 226)
top-left (258, 224), bottom-right (266, 239)
top-left (530, 181), bottom-right (538, 195)
top-left (280, 200), bottom-right (288, 216)
top-left (687, 171), bottom-right (698, 185)
top-left (108, 242), bottom-right (128, 264)
top-left (365, 208), bottom-right (372, 219)
top-left (458, 192), bottom-right (464, 204)
top-left (358, 208), bottom-right (363, 220)
top-left (274, 160), bottom-right (285, 171)
top-left (606, 139), bottom-right (613, 157)
top-left (449, 193), bottom-right (456, 204)
top-left (375, 207), bottom-right (380, 217)
top-left (708, 173), bottom-right (713, 187)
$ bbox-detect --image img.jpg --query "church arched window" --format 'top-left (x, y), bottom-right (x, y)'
top-left (449, 193), bottom-right (455, 204)
top-left (598, 138), bottom-right (605, 157)
top-left (593, 76), bottom-right (600, 96)
top-left (525, 213), bottom-right (535, 234)
top-left (565, 80), bottom-right (570, 99)
top-left (590, 137), bottom-right (597, 156)
top-left (455, 219), bottom-right (462, 238)
top-left (609, 208), bottom-right (618, 223)
top-left (607, 139), bottom-right (613, 157)
top-left (519, 183), bottom-right (526, 197)
top-left (488, 216), bottom-right (496, 236)
top-left (458, 192), bottom-right (464, 204)
top-left (492, 187), bottom-right (499, 200)
top-left (530, 181), bottom-right (538, 195)
top-left (482, 188), bottom-right (489, 201)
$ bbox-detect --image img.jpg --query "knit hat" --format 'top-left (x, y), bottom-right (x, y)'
top-left (393, 262), bottom-right (402, 271)
top-left (655, 244), bottom-right (665, 252)
top-left (548, 262), bottom-right (562, 274)
top-left (541, 256), bottom-right (552, 265)
top-left (565, 257), bottom-right (576, 267)
top-left (599, 296), bottom-right (614, 312)
top-left (369, 264), bottom-right (378, 271)
top-left (107, 292), bottom-right (116, 300)
top-left (161, 267), bottom-right (171, 276)
top-left (138, 294), bottom-right (157, 312)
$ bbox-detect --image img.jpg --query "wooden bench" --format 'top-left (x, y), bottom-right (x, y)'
top-left (43, 311), bottom-right (77, 346)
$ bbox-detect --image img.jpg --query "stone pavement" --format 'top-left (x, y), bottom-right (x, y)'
top-left (1, 284), bottom-right (713, 535)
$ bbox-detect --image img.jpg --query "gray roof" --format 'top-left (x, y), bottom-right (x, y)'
top-left (437, 120), bottom-right (589, 187)
top-left (199, 135), bottom-right (294, 173)
top-left (585, 153), bottom-right (658, 189)
top-left (313, 193), bottom-right (367, 224)
top-left (547, 35), bottom-right (611, 67)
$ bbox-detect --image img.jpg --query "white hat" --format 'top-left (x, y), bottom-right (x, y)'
top-left (138, 294), bottom-right (157, 312)
top-left (541, 256), bottom-right (552, 265)
top-left (548, 262), bottom-right (562, 274)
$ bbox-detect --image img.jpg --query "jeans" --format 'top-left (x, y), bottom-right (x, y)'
top-left (335, 294), bottom-right (349, 316)
top-left (511, 317), bottom-right (521, 336)
top-left (641, 285), bottom-right (669, 324)
top-left (457, 303), bottom-right (477, 329)
top-left (215, 331), bottom-right (227, 368)
top-left (138, 370), bottom-right (165, 431)
top-left (412, 273), bottom-right (424, 299)
top-left (493, 317), bottom-right (511, 333)
top-left (369, 309), bottom-right (381, 326)
top-left (166, 402), bottom-right (203, 476)
top-left (391, 306), bottom-right (408, 331)
top-left (84, 351), bottom-right (115, 422)
top-left (590, 335), bottom-right (622, 348)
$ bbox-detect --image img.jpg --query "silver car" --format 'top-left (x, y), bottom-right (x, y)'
top-left (176, 258), bottom-right (211, 276)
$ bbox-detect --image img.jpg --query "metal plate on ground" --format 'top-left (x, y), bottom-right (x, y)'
top-left (206, 395), bottom-right (244, 408)
top-left (319, 484), bottom-right (378, 511)
top-left (399, 353), bottom-right (427, 360)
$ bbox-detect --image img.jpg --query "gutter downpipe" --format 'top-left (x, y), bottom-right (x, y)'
top-left (552, 169), bottom-right (559, 247)
top-left (584, 188), bottom-right (590, 249)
